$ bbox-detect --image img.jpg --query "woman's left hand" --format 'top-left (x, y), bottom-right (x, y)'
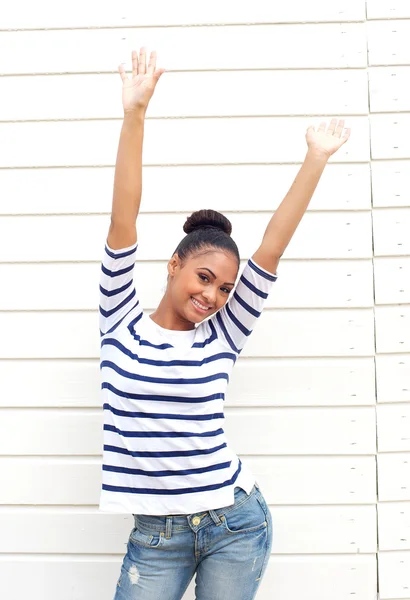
top-left (306, 118), bottom-right (351, 159)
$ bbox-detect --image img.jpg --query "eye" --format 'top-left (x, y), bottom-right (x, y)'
top-left (198, 273), bottom-right (209, 283)
top-left (220, 287), bottom-right (232, 294)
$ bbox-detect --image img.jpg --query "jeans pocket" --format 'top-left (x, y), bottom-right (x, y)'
top-left (129, 526), bottom-right (164, 548)
top-left (221, 494), bottom-right (268, 535)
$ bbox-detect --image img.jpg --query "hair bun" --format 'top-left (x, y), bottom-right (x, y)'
top-left (183, 209), bottom-right (232, 236)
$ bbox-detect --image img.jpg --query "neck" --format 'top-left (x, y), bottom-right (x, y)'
top-left (150, 295), bottom-right (195, 331)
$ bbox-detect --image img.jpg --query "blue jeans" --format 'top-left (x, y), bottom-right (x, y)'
top-left (113, 484), bottom-right (273, 600)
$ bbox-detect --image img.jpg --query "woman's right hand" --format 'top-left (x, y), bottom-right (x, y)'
top-left (118, 48), bottom-right (165, 115)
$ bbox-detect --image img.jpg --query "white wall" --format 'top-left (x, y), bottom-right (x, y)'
top-left (0, 1), bottom-right (408, 599)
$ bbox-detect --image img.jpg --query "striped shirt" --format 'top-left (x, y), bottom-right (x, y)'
top-left (99, 242), bottom-right (277, 515)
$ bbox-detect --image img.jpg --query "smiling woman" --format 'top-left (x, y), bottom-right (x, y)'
top-left (100, 47), bottom-right (350, 600)
top-left (151, 209), bottom-right (240, 329)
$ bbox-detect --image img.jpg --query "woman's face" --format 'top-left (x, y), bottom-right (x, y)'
top-left (167, 249), bottom-right (239, 325)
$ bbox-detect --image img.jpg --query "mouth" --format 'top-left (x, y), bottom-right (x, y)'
top-left (190, 297), bottom-right (212, 314)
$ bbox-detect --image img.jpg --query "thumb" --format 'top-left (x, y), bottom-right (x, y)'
top-left (153, 68), bottom-right (166, 83)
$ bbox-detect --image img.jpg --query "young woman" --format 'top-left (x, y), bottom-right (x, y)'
top-left (99, 48), bottom-right (350, 600)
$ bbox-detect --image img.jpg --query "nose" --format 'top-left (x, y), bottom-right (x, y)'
top-left (202, 287), bottom-right (217, 306)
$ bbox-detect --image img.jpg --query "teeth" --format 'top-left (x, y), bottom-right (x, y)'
top-left (192, 297), bottom-right (209, 311)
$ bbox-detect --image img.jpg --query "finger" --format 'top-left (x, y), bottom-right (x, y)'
top-left (118, 63), bottom-right (128, 83)
top-left (153, 67), bottom-right (166, 82)
top-left (306, 124), bottom-right (315, 134)
top-left (342, 127), bottom-right (351, 141)
top-left (327, 118), bottom-right (338, 135)
top-left (318, 121), bottom-right (327, 132)
top-left (335, 119), bottom-right (345, 137)
top-left (147, 50), bottom-right (157, 75)
top-left (131, 50), bottom-right (139, 78)
top-left (139, 47), bottom-right (147, 75)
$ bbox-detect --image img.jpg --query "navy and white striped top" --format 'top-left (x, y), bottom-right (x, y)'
top-left (99, 242), bottom-right (277, 515)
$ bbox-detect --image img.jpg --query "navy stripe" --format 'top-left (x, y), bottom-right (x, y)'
top-left (102, 460), bottom-right (231, 477)
top-left (249, 259), bottom-right (277, 282)
top-left (104, 442), bottom-right (227, 458)
top-left (99, 289), bottom-right (136, 318)
top-left (102, 300), bottom-right (141, 336)
top-left (192, 321), bottom-right (218, 348)
top-left (225, 304), bottom-right (251, 337)
top-left (104, 424), bottom-right (224, 438)
top-left (105, 244), bottom-right (137, 259)
top-left (101, 338), bottom-right (236, 367)
top-left (128, 318), bottom-right (173, 349)
top-left (103, 403), bottom-right (224, 421)
top-left (100, 279), bottom-right (133, 298)
top-left (101, 382), bottom-right (224, 404)
top-left (216, 313), bottom-right (240, 354)
top-left (102, 461), bottom-right (241, 495)
top-left (140, 338), bottom-right (174, 349)
top-left (101, 360), bottom-right (229, 385)
top-left (240, 274), bottom-right (268, 299)
top-left (233, 291), bottom-right (261, 318)
top-left (101, 262), bottom-right (134, 278)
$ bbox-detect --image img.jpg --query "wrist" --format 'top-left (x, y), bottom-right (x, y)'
top-left (305, 147), bottom-right (330, 164)
top-left (123, 108), bottom-right (146, 123)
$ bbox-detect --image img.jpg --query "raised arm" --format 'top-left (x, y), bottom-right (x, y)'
top-left (107, 48), bottom-right (165, 250)
top-left (252, 119), bottom-right (351, 274)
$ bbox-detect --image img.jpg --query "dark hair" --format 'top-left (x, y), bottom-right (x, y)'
top-left (173, 209), bottom-right (240, 265)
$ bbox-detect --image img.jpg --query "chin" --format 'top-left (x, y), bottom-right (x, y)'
top-left (188, 305), bottom-right (216, 324)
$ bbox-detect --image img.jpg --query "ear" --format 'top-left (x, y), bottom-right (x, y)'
top-left (167, 253), bottom-right (180, 278)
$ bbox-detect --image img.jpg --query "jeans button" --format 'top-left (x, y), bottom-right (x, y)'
top-left (192, 516), bottom-right (201, 526)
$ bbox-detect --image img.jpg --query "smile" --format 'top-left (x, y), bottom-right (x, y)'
top-left (191, 297), bottom-right (211, 313)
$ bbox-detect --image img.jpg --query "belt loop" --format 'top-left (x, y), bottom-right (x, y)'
top-left (209, 510), bottom-right (222, 525)
top-left (165, 516), bottom-right (173, 539)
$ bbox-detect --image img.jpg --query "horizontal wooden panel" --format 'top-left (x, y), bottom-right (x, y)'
top-left (0, 164), bottom-right (372, 215)
top-left (372, 161), bottom-right (410, 208)
top-left (270, 505), bottom-right (376, 554)
top-left (369, 68), bottom-right (410, 113)
top-left (376, 354), bottom-right (410, 403)
top-left (0, 357), bottom-right (376, 408)
top-left (367, 1), bottom-right (410, 19)
top-left (0, 506), bottom-right (376, 554)
top-left (373, 209), bottom-right (410, 256)
top-left (226, 407), bottom-right (376, 455)
top-left (0, 213), bottom-right (373, 262)
top-left (243, 309), bottom-right (374, 357)
top-left (0, 308), bottom-right (375, 359)
top-left (0, 407), bottom-right (376, 455)
top-left (0, 259), bottom-right (374, 310)
top-left (378, 453), bottom-right (410, 501)
top-left (0, 117), bottom-right (369, 168)
top-left (0, 455), bottom-right (376, 505)
top-left (0, 25), bottom-right (367, 75)
top-left (0, 70), bottom-right (369, 121)
top-left (371, 115), bottom-right (410, 160)
top-left (1, 0), bottom-right (366, 28)
top-left (374, 258), bottom-right (410, 304)
top-left (379, 551), bottom-right (410, 600)
top-left (0, 556), bottom-right (377, 600)
top-left (377, 404), bottom-right (410, 452)
top-left (375, 306), bottom-right (410, 354)
top-left (368, 21), bottom-right (410, 66)
top-left (378, 502), bottom-right (410, 551)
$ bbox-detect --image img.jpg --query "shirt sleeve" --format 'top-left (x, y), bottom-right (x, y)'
top-left (99, 242), bottom-right (143, 337)
top-left (211, 258), bottom-right (277, 353)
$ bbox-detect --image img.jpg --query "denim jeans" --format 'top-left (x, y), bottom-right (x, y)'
top-left (113, 484), bottom-right (273, 600)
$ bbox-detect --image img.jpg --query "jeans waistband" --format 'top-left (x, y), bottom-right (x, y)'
top-left (134, 484), bottom-right (258, 537)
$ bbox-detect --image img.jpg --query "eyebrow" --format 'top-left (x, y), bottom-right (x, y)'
top-left (199, 267), bottom-right (235, 286)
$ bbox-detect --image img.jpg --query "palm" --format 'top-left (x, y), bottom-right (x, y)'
top-left (306, 119), bottom-right (350, 157)
top-left (119, 49), bottom-right (164, 113)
